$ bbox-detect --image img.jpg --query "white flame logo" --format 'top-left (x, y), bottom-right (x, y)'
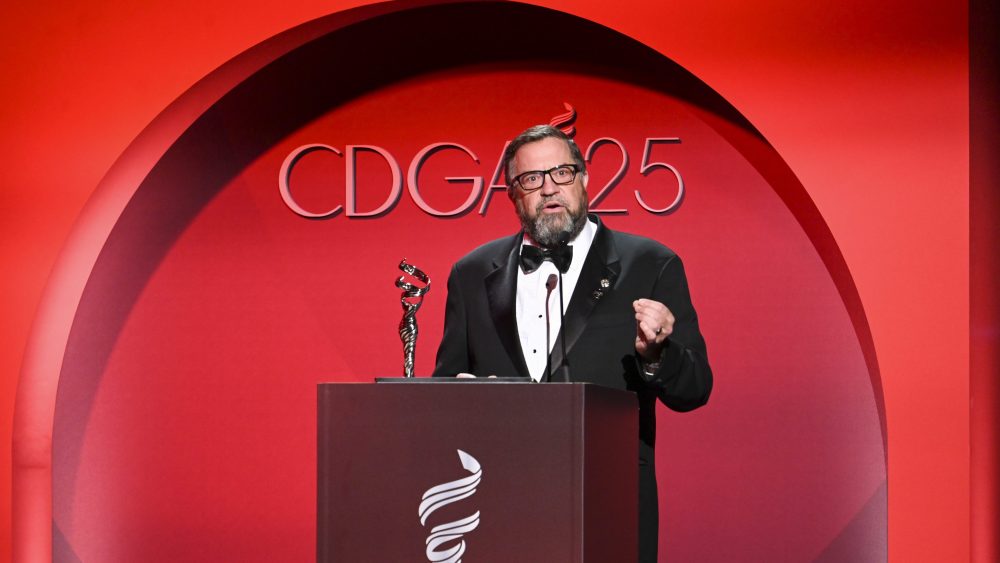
top-left (418, 450), bottom-right (482, 563)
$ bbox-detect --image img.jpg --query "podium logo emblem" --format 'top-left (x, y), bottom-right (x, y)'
top-left (418, 450), bottom-right (482, 563)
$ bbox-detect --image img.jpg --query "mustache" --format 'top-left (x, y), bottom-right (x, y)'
top-left (535, 196), bottom-right (568, 213)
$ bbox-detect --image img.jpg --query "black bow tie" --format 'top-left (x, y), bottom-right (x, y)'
top-left (520, 244), bottom-right (572, 274)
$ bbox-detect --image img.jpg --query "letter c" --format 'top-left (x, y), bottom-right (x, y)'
top-left (278, 144), bottom-right (343, 219)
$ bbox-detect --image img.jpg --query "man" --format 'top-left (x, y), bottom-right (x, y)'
top-left (432, 124), bottom-right (712, 562)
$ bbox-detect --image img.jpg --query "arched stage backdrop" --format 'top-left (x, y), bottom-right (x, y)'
top-left (2, 0), bottom-right (990, 562)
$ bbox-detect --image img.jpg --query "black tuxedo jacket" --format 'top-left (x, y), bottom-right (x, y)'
top-left (432, 216), bottom-right (712, 561)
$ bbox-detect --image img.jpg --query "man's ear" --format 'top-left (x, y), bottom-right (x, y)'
top-left (581, 170), bottom-right (589, 189)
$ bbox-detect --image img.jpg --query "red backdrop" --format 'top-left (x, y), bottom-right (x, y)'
top-left (0, 1), bottom-right (975, 562)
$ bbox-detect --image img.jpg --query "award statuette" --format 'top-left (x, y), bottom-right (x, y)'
top-left (396, 259), bottom-right (430, 378)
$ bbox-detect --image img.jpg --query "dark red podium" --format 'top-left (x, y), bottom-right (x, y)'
top-left (318, 381), bottom-right (638, 562)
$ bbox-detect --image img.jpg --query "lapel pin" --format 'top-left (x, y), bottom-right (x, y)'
top-left (593, 278), bottom-right (612, 300)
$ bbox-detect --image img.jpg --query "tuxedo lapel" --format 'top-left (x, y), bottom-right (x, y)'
top-left (548, 218), bottom-right (621, 379)
top-left (484, 234), bottom-right (531, 379)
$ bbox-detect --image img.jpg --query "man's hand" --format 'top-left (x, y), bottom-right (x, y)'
top-left (456, 373), bottom-right (497, 378)
top-left (633, 298), bottom-right (674, 363)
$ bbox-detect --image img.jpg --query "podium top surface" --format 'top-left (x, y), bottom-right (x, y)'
top-left (318, 379), bottom-right (638, 405)
top-left (373, 376), bottom-right (531, 383)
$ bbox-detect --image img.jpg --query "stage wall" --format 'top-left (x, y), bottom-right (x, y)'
top-left (0, 1), bottom-right (975, 562)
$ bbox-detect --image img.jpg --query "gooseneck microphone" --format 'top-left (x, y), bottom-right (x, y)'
top-left (552, 237), bottom-right (571, 383)
top-left (553, 265), bottom-right (571, 383)
top-left (544, 274), bottom-right (558, 382)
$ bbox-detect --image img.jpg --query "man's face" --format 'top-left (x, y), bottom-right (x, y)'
top-left (510, 136), bottom-right (589, 247)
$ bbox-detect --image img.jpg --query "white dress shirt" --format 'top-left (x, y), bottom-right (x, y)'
top-left (515, 218), bottom-right (597, 381)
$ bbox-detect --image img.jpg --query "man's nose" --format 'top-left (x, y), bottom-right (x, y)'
top-left (539, 172), bottom-right (561, 195)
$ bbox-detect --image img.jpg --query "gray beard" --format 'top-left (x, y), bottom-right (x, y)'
top-left (519, 200), bottom-right (588, 248)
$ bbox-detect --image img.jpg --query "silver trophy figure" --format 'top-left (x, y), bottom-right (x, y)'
top-left (396, 259), bottom-right (431, 377)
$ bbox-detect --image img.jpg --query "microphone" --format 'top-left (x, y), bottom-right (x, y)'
top-left (543, 274), bottom-right (557, 382)
top-left (553, 265), bottom-right (571, 383)
top-left (548, 236), bottom-right (571, 383)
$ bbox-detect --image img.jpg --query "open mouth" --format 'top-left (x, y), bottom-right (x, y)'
top-left (542, 201), bottom-right (565, 213)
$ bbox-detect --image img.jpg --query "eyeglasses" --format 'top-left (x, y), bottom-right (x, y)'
top-left (510, 164), bottom-right (581, 193)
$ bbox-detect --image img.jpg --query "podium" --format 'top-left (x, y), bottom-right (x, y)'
top-left (318, 381), bottom-right (638, 562)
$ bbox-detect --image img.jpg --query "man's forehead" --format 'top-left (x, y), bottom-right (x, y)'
top-left (513, 137), bottom-right (571, 167)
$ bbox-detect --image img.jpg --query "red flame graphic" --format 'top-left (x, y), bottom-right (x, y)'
top-left (548, 103), bottom-right (577, 138)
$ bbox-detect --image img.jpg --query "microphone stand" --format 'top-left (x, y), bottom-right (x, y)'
top-left (553, 268), bottom-right (571, 383)
top-left (544, 274), bottom-right (557, 382)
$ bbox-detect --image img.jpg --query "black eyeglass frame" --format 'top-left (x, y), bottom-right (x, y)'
top-left (509, 164), bottom-right (581, 193)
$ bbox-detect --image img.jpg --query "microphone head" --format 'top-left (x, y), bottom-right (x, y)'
top-left (546, 273), bottom-right (558, 291)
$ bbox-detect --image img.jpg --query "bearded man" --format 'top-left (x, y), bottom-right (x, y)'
top-left (432, 124), bottom-right (712, 562)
